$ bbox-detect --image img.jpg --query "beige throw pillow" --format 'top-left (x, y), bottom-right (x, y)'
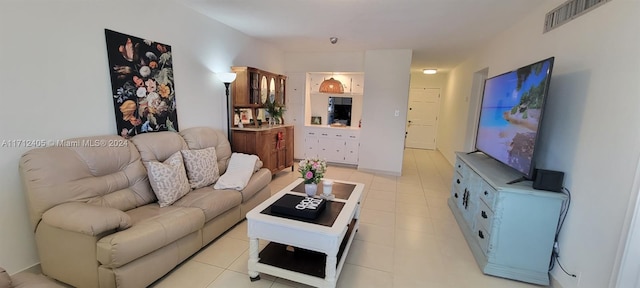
top-left (145, 151), bottom-right (191, 207)
top-left (181, 147), bottom-right (220, 189)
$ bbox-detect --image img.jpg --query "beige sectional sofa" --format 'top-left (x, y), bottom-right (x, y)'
top-left (19, 127), bottom-right (271, 288)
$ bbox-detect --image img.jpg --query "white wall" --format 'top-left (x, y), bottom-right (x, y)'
top-left (438, 65), bottom-right (476, 163)
top-left (285, 52), bottom-right (365, 73)
top-left (284, 52), bottom-right (365, 160)
top-left (438, 0), bottom-right (640, 287)
top-left (359, 49), bottom-right (412, 175)
top-left (284, 50), bottom-right (411, 175)
top-left (0, 0), bottom-right (283, 274)
top-left (410, 71), bottom-right (448, 89)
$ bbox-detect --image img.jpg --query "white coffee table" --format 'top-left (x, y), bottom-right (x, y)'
top-left (246, 178), bottom-right (364, 288)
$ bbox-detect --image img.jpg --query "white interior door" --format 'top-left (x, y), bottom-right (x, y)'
top-left (405, 88), bottom-right (440, 149)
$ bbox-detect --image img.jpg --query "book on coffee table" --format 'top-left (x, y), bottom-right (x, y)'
top-left (270, 194), bottom-right (326, 220)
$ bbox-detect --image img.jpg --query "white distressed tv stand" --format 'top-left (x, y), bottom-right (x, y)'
top-left (448, 152), bottom-right (567, 285)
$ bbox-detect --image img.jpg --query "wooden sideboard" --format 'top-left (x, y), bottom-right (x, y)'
top-left (231, 125), bottom-right (294, 175)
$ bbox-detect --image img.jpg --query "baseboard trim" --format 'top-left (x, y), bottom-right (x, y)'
top-left (11, 263), bottom-right (41, 276)
top-left (355, 167), bottom-right (401, 176)
top-left (550, 274), bottom-right (563, 288)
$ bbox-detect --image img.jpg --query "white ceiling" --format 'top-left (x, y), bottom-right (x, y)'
top-left (182, 0), bottom-right (548, 73)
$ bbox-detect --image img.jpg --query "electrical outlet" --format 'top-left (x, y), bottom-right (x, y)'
top-left (560, 270), bottom-right (581, 287)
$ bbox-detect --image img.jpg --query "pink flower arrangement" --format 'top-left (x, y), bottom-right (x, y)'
top-left (298, 158), bottom-right (327, 184)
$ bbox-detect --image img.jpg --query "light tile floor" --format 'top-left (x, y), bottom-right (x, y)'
top-left (151, 149), bottom-right (544, 288)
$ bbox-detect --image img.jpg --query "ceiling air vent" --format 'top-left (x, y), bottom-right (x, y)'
top-left (544, 0), bottom-right (611, 33)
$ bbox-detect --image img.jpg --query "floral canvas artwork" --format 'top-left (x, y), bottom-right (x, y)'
top-left (105, 29), bottom-right (179, 138)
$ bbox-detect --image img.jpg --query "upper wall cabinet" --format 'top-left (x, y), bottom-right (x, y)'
top-left (269, 77), bottom-right (276, 103)
top-left (231, 66), bottom-right (287, 108)
top-left (308, 72), bottom-right (365, 95)
top-left (260, 75), bottom-right (268, 104)
top-left (276, 77), bottom-right (285, 105)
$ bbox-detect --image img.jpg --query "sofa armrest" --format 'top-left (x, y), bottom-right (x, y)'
top-left (41, 202), bottom-right (131, 236)
top-left (237, 168), bottom-right (272, 202)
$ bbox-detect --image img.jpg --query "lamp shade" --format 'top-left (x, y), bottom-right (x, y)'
top-left (216, 72), bottom-right (237, 83)
top-left (319, 77), bottom-right (344, 94)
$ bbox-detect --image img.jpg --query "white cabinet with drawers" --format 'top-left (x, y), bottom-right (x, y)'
top-left (304, 127), bottom-right (359, 165)
top-left (448, 152), bottom-right (567, 286)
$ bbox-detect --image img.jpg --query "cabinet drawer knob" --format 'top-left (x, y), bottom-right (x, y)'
top-left (456, 179), bottom-right (461, 184)
top-left (481, 211), bottom-right (488, 219)
top-left (484, 191), bottom-right (489, 196)
top-left (454, 193), bottom-right (458, 198)
top-left (478, 230), bottom-right (485, 239)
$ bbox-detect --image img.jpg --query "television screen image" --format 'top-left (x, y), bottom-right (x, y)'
top-left (475, 57), bottom-right (554, 179)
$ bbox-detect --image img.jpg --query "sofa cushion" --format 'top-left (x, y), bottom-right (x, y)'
top-left (214, 153), bottom-right (259, 191)
top-left (173, 187), bottom-right (242, 221)
top-left (0, 267), bottom-right (11, 288)
top-left (19, 136), bottom-right (153, 229)
top-left (179, 127), bottom-right (232, 174)
top-left (130, 131), bottom-right (189, 163)
top-left (97, 205), bottom-right (204, 268)
top-left (145, 151), bottom-right (191, 207)
top-left (180, 147), bottom-right (220, 189)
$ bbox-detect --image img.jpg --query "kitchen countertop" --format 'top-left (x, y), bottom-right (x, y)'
top-left (231, 124), bottom-right (294, 131)
top-left (305, 125), bottom-right (361, 131)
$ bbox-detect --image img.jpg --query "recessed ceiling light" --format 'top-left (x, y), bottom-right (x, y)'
top-left (423, 69), bottom-right (437, 75)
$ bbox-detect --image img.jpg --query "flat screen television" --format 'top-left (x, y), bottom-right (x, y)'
top-left (475, 57), bottom-right (555, 181)
top-left (328, 96), bottom-right (352, 126)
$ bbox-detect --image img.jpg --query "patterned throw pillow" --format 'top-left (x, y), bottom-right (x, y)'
top-left (181, 147), bottom-right (220, 189)
top-left (145, 151), bottom-right (191, 207)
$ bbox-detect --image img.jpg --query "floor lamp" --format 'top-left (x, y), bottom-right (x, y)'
top-left (216, 72), bottom-right (237, 142)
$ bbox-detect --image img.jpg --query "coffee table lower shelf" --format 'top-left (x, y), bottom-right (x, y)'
top-left (252, 218), bottom-right (357, 287)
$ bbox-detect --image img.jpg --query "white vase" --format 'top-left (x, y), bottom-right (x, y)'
top-left (304, 183), bottom-right (318, 197)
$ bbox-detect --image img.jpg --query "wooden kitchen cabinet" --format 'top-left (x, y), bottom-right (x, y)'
top-left (231, 66), bottom-right (286, 120)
